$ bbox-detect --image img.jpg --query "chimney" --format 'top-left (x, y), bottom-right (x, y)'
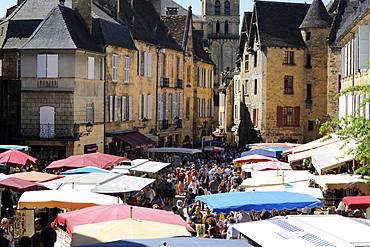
top-left (59, 0), bottom-right (65, 5)
top-left (72, 0), bottom-right (93, 33)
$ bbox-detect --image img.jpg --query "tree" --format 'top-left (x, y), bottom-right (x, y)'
top-left (319, 85), bottom-right (370, 176)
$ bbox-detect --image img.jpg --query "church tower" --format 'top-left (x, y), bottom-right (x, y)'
top-left (199, 0), bottom-right (240, 88)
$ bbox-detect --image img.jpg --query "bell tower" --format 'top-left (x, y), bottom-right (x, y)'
top-left (200, 0), bottom-right (240, 87)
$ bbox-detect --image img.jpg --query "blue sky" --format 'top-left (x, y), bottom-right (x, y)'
top-left (1, 0), bottom-right (331, 21)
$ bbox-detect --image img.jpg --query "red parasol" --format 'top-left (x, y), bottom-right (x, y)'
top-left (0, 177), bottom-right (48, 193)
top-left (83, 153), bottom-right (130, 164)
top-left (342, 196), bottom-right (370, 210)
top-left (9, 171), bottom-right (64, 182)
top-left (46, 154), bottom-right (121, 171)
top-left (0, 149), bottom-right (39, 168)
top-left (51, 204), bottom-right (194, 236)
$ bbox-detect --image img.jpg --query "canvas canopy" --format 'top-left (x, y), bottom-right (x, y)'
top-left (129, 161), bottom-right (170, 173)
top-left (233, 215), bottom-right (370, 247)
top-left (145, 147), bottom-right (202, 154)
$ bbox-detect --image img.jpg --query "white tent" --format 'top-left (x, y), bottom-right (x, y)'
top-left (91, 175), bottom-right (155, 193)
top-left (233, 215), bottom-right (370, 247)
top-left (314, 174), bottom-right (368, 190)
top-left (129, 161), bottom-right (171, 173)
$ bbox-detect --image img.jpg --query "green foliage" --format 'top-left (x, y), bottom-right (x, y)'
top-left (319, 85), bottom-right (370, 176)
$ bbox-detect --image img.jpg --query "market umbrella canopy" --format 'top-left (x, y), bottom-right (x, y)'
top-left (241, 149), bottom-right (277, 158)
top-left (0, 149), bottom-right (39, 168)
top-left (342, 196), bottom-right (370, 210)
top-left (251, 161), bottom-right (292, 171)
top-left (0, 177), bottom-right (48, 193)
top-left (195, 191), bottom-right (322, 214)
top-left (9, 171), bottom-right (64, 182)
top-left (314, 174), bottom-right (367, 190)
top-left (18, 189), bottom-right (122, 209)
top-left (243, 185), bottom-right (324, 200)
top-left (60, 167), bottom-right (115, 175)
top-left (233, 154), bottom-right (277, 163)
top-left (71, 218), bottom-right (191, 246)
top-left (52, 204), bottom-right (194, 235)
top-left (82, 153), bottom-right (130, 164)
top-left (46, 154), bottom-right (119, 171)
top-left (251, 143), bottom-right (295, 149)
top-left (75, 237), bottom-right (253, 247)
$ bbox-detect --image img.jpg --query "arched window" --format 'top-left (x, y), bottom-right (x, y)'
top-left (225, 20), bottom-right (229, 34)
top-left (216, 20), bottom-right (220, 34)
top-left (215, 0), bottom-right (221, 15)
top-left (225, 1), bottom-right (230, 15)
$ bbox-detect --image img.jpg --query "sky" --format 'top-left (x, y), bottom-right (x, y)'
top-left (1, 0), bottom-right (332, 20)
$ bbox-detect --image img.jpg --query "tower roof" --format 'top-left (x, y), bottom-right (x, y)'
top-left (300, 0), bottom-right (332, 28)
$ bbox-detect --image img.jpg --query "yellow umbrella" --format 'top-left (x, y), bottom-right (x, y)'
top-left (71, 218), bottom-right (191, 246)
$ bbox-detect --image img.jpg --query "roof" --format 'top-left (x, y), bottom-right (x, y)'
top-left (300, 0), bottom-right (332, 28)
top-left (21, 5), bottom-right (101, 52)
top-left (238, 12), bottom-right (252, 56)
top-left (254, 1), bottom-right (310, 48)
top-left (160, 0), bottom-right (203, 22)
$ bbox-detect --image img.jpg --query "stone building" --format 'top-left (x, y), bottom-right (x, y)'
top-left (235, 0), bottom-right (331, 145)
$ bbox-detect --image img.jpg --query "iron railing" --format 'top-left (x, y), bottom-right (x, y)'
top-left (15, 123), bottom-right (78, 140)
top-left (160, 77), bottom-right (170, 87)
top-left (174, 78), bottom-right (183, 88)
top-left (159, 120), bottom-right (169, 130)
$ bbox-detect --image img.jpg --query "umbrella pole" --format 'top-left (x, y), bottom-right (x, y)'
top-left (130, 206), bottom-right (133, 219)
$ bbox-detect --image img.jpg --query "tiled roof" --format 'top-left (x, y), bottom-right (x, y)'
top-left (238, 12), bottom-right (252, 56)
top-left (162, 16), bottom-right (187, 47)
top-left (256, 1), bottom-right (309, 48)
top-left (193, 34), bottom-right (215, 65)
top-left (10, 0), bottom-right (72, 20)
top-left (300, 0), bottom-right (332, 28)
top-left (22, 5), bottom-right (101, 52)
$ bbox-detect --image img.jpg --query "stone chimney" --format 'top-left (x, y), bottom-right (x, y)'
top-left (72, 0), bottom-right (93, 33)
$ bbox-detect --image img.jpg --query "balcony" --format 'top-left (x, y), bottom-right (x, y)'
top-left (174, 119), bottom-right (182, 128)
top-left (15, 123), bottom-right (78, 140)
top-left (174, 78), bottom-right (183, 88)
top-left (336, 0), bottom-right (370, 40)
top-left (159, 120), bottom-right (169, 130)
top-left (160, 77), bottom-right (170, 87)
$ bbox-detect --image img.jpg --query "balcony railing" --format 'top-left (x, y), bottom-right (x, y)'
top-left (174, 78), bottom-right (183, 88)
top-left (15, 123), bottom-right (78, 140)
top-left (174, 119), bottom-right (182, 128)
top-left (337, 0), bottom-right (370, 40)
top-left (160, 77), bottom-right (170, 87)
top-left (159, 120), bottom-right (169, 130)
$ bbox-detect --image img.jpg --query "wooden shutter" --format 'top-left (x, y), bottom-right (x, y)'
top-left (128, 96), bottom-right (133, 120)
top-left (359, 26), bottom-right (369, 70)
top-left (109, 96), bottom-right (114, 122)
top-left (122, 96), bottom-right (127, 121)
top-left (179, 93), bottom-right (183, 119)
top-left (172, 93), bottom-right (177, 118)
top-left (148, 52), bottom-right (152, 77)
top-left (37, 54), bottom-right (47, 78)
top-left (165, 92), bottom-right (169, 120)
top-left (148, 94), bottom-right (153, 119)
top-left (47, 54), bottom-right (58, 78)
top-left (88, 57), bottom-right (94, 79)
top-left (124, 56), bottom-right (130, 82)
top-left (158, 92), bottom-right (163, 120)
top-left (114, 96), bottom-right (118, 121)
top-left (139, 94), bottom-right (143, 119)
top-left (143, 94), bottom-right (148, 118)
top-left (277, 106), bottom-right (283, 127)
top-left (347, 95), bottom-right (353, 116)
top-left (294, 106), bottom-right (300, 127)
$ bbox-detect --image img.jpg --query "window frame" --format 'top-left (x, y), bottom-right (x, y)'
top-left (284, 75), bottom-right (294, 94)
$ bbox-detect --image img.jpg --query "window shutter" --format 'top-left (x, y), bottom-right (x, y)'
top-left (114, 96), bottom-right (118, 121)
top-left (47, 54), bottom-right (58, 78)
top-left (172, 93), bottom-right (177, 119)
top-left (277, 106), bottom-right (283, 127)
top-left (138, 51), bottom-right (141, 75)
top-left (128, 96), bottom-right (133, 120)
top-left (37, 54), bottom-right (47, 78)
top-left (109, 96), bottom-right (113, 122)
top-left (88, 57), bottom-right (94, 79)
top-left (148, 94), bottom-right (153, 119)
top-left (112, 54), bottom-right (118, 81)
top-left (158, 92), bottom-right (163, 120)
top-left (122, 96), bottom-right (127, 121)
top-left (148, 52), bottom-right (152, 77)
top-left (179, 93), bottom-right (183, 119)
top-left (143, 94), bottom-right (148, 118)
top-left (294, 106), bottom-right (300, 127)
top-left (338, 95), bottom-right (347, 118)
top-left (124, 56), bottom-right (130, 82)
top-left (359, 26), bottom-right (369, 70)
top-left (139, 94), bottom-right (143, 119)
top-left (165, 92), bottom-right (169, 120)
top-left (347, 95), bottom-right (353, 116)
top-left (359, 95), bottom-right (364, 117)
top-left (366, 94), bottom-right (370, 119)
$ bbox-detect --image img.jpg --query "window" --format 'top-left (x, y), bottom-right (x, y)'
top-left (216, 21), bottom-right (220, 34)
top-left (186, 97), bottom-right (190, 119)
top-left (252, 108), bottom-right (258, 126)
top-left (124, 56), bottom-right (130, 82)
top-left (225, 1), bottom-right (230, 15)
top-left (109, 96), bottom-right (118, 122)
top-left (16, 59), bottom-right (21, 79)
top-left (98, 58), bottom-right (103, 80)
top-left (306, 84), bottom-right (312, 101)
top-left (283, 51), bottom-right (294, 64)
top-left (37, 54), bottom-right (58, 78)
top-left (88, 57), bottom-right (94, 80)
top-left (284, 76), bottom-right (294, 94)
top-left (254, 51), bottom-right (257, 67)
top-left (148, 94), bottom-right (153, 119)
top-left (215, 0), bottom-right (220, 15)
top-left (225, 21), bottom-right (229, 34)
top-left (306, 54), bottom-right (311, 67)
top-left (161, 54), bottom-right (166, 78)
top-left (112, 54), bottom-right (118, 81)
top-left (254, 79), bottom-right (257, 95)
top-left (308, 120), bottom-right (314, 131)
top-left (86, 103), bottom-right (94, 122)
top-left (306, 31), bottom-right (311, 40)
top-left (244, 54), bottom-right (249, 72)
top-left (277, 106), bottom-right (300, 127)
top-left (138, 51), bottom-right (152, 77)
top-left (40, 106), bottom-right (55, 138)
top-left (121, 96), bottom-right (133, 121)
top-left (244, 80), bottom-right (249, 95)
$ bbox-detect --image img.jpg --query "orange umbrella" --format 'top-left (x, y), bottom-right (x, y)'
top-left (0, 149), bottom-right (39, 168)
top-left (9, 171), bottom-right (64, 182)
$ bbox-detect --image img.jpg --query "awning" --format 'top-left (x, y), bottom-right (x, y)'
top-left (233, 215), bottom-right (370, 247)
top-left (114, 132), bottom-right (156, 149)
top-left (129, 161), bottom-right (171, 173)
top-left (288, 134), bottom-right (340, 154)
top-left (91, 175), bottom-right (155, 193)
top-left (145, 147), bottom-right (202, 154)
